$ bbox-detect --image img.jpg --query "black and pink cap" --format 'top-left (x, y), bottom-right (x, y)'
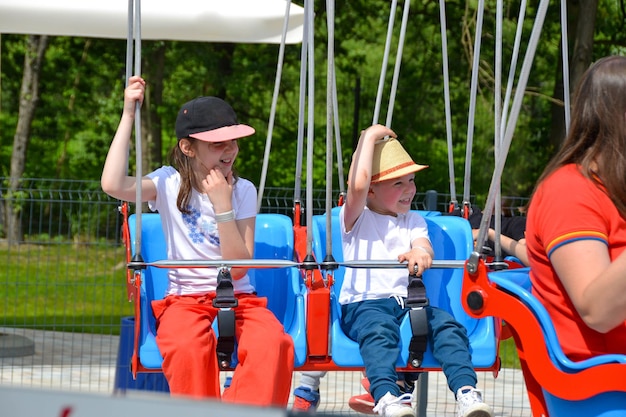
top-left (175, 96), bottom-right (255, 142)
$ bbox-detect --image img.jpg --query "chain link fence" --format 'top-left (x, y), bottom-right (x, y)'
top-left (0, 178), bottom-right (530, 416)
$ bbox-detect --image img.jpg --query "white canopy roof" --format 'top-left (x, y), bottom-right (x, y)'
top-left (0, 0), bottom-right (304, 44)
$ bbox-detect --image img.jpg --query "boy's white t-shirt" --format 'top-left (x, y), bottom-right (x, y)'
top-left (147, 166), bottom-right (257, 296)
top-left (339, 206), bottom-right (430, 304)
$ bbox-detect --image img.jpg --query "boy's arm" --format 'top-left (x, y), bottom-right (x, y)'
top-left (398, 237), bottom-right (433, 276)
top-left (344, 124), bottom-right (396, 231)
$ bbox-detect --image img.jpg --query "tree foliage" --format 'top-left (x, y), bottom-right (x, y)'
top-left (2, 0), bottom-right (625, 209)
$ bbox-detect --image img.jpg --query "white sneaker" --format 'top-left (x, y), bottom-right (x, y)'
top-left (372, 392), bottom-right (415, 417)
top-left (456, 388), bottom-right (494, 417)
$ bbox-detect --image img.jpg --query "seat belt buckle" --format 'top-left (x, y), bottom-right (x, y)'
top-left (213, 268), bottom-right (238, 369)
top-left (212, 268), bottom-right (239, 308)
top-left (407, 273), bottom-right (430, 368)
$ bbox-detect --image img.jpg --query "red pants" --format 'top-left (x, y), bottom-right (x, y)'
top-left (152, 293), bottom-right (294, 406)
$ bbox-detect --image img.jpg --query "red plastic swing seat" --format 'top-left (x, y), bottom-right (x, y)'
top-left (463, 264), bottom-right (626, 417)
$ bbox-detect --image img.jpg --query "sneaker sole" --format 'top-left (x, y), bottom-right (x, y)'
top-left (392, 408), bottom-right (416, 417)
top-left (464, 408), bottom-right (493, 417)
top-left (348, 395), bottom-right (376, 415)
top-left (349, 396), bottom-right (413, 415)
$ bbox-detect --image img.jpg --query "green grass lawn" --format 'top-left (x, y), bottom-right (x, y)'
top-left (499, 336), bottom-right (521, 369)
top-left (1, 240), bottom-right (133, 335)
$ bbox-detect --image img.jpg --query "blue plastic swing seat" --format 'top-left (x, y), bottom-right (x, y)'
top-left (311, 208), bottom-right (498, 369)
top-left (127, 212), bottom-right (308, 370)
top-left (488, 268), bottom-right (626, 417)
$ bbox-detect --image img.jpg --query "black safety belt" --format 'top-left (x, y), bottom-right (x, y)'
top-left (213, 267), bottom-right (238, 369)
top-left (406, 273), bottom-right (429, 368)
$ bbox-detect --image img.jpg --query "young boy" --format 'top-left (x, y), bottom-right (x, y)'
top-left (339, 124), bottom-right (493, 417)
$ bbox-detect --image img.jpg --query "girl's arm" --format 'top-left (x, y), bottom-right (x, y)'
top-left (474, 228), bottom-right (529, 266)
top-left (472, 229), bottom-right (529, 266)
top-left (101, 75), bottom-right (156, 202)
top-left (202, 169), bottom-right (255, 280)
top-left (496, 231), bottom-right (528, 266)
top-left (217, 216), bottom-right (255, 280)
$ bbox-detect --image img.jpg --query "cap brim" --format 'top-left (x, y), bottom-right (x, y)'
top-left (189, 124), bottom-right (255, 142)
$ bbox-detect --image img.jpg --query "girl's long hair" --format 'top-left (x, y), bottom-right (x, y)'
top-left (169, 144), bottom-right (194, 214)
top-left (169, 138), bottom-right (240, 214)
top-left (532, 56), bottom-right (626, 218)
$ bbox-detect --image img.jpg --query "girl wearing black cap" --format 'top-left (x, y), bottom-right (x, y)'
top-left (102, 76), bottom-right (294, 406)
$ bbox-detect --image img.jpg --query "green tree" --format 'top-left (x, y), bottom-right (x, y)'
top-left (2, 0), bottom-right (626, 220)
top-left (6, 35), bottom-right (48, 243)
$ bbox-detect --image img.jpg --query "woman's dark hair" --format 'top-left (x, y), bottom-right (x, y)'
top-left (532, 56), bottom-right (626, 218)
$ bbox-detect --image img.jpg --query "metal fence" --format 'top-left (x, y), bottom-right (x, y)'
top-left (0, 178), bottom-right (531, 416)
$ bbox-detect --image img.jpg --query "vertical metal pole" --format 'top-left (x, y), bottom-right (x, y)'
top-left (372, 0), bottom-right (397, 125)
top-left (415, 373), bottom-right (428, 417)
top-left (325, 0), bottom-right (335, 256)
top-left (257, 0), bottom-right (292, 212)
top-left (385, 0), bottom-right (410, 129)
top-left (462, 0), bottom-right (486, 208)
top-left (133, 0), bottom-right (143, 258)
top-left (0, 34), bottom-right (2, 117)
top-left (560, 0), bottom-right (571, 134)
top-left (439, 0), bottom-right (457, 209)
top-left (305, 0), bottom-right (315, 257)
top-left (125, 0), bottom-right (133, 86)
top-left (424, 190), bottom-right (438, 211)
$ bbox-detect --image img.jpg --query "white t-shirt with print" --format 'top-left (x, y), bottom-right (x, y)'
top-left (147, 166), bottom-right (257, 296)
top-left (339, 206), bottom-right (430, 304)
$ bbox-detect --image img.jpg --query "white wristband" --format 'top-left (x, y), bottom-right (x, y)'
top-left (215, 210), bottom-right (235, 223)
top-left (414, 246), bottom-right (430, 254)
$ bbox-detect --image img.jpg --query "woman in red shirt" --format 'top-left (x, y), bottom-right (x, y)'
top-left (526, 56), bottom-right (626, 361)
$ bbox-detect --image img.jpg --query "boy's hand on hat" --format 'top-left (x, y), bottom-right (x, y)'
top-left (201, 169), bottom-right (233, 213)
top-left (362, 124), bottom-right (396, 143)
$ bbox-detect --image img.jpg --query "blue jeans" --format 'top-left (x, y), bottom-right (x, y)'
top-left (341, 297), bottom-right (476, 403)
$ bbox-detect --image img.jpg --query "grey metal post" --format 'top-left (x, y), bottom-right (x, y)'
top-left (424, 190), bottom-right (438, 211)
top-left (415, 372), bottom-right (429, 417)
